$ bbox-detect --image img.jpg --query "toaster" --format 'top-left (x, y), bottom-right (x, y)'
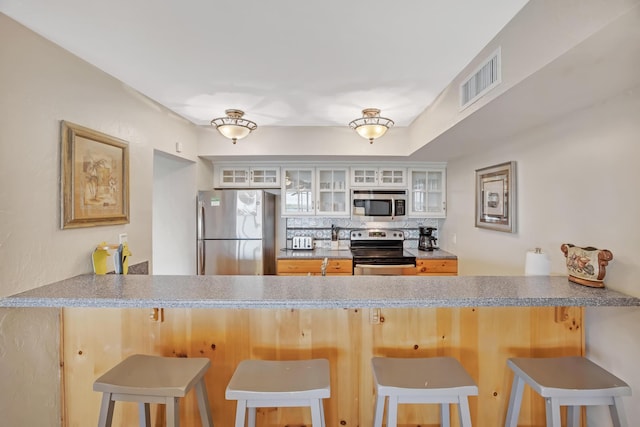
top-left (292, 236), bottom-right (314, 250)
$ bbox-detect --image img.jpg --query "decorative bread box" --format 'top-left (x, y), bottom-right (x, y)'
top-left (560, 243), bottom-right (613, 288)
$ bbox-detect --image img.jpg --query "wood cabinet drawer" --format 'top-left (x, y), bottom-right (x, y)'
top-left (277, 259), bottom-right (353, 275)
top-left (414, 259), bottom-right (458, 275)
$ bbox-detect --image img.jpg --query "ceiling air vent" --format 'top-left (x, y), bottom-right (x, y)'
top-left (460, 47), bottom-right (501, 110)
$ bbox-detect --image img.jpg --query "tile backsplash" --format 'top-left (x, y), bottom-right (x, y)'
top-left (285, 217), bottom-right (442, 249)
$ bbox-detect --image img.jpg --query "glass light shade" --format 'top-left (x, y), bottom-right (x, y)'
top-left (355, 124), bottom-right (389, 141)
top-left (211, 109), bottom-right (257, 144)
top-left (217, 124), bottom-right (251, 142)
top-left (349, 108), bottom-right (394, 144)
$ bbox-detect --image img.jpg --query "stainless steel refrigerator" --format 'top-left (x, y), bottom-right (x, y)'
top-left (197, 189), bottom-right (276, 275)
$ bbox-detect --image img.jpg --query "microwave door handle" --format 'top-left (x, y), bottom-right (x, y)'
top-left (391, 197), bottom-right (396, 218)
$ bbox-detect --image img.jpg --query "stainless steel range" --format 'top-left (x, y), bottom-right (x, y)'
top-left (350, 229), bottom-right (416, 275)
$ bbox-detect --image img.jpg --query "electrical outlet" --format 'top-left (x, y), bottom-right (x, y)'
top-left (119, 233), bottom-right (128, 244)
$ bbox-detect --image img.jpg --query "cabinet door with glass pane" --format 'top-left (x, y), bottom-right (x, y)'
top-left (218, 167), bottom-right (250, 187)
top-left (282, 167), bottom-right (315, 216)
top-left (378, 168), bottom-right (406, 187)
top-left (316, 168), bottom-right (349, 216)
top-left (250, 167), bottom-right (280, 187)
top-left (350, 167), bottom-right (378, 187)
top-left (409, 168), bottom-right (446, 217)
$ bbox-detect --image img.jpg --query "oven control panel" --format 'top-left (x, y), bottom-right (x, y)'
top-left (350, 229), bottom-right (404, 241)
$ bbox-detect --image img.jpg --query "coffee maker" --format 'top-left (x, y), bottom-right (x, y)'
top-left (418, 227), bottom-right (438, 251)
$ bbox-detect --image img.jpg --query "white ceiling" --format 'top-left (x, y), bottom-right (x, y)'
top-left (1, 0), bottom-right (529, 128)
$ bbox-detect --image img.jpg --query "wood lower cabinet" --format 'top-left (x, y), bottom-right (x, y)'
top-left (277, 259), bottom-right (352, 276)
top-left (62, 306), bottom-right (583, 427)
top-left (414, 258), bottom-right (458, 275)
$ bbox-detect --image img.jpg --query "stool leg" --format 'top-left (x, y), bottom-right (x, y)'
top-left (458, 397), bottom-right (473, 427)
top-left (440, 403), bottom-right (450, 427)
top-left (387, 395), bottom-right (399, 427)
top-left (319, 399), bottom-right (327, 427)
top-left (138, 403), bottom-right (151, 427)
top-left (505, 375), bottom-right (525, 427)
top-left (247, 407), bottom-right (257, 427)
top-left (166, 396), bottom-right (180, 427)
top-left (97, 392), bottom-right (115, 427)
top-left (545, 397), bottom-right (561, 427)
top-left (310, 398), bottom-right (323, 426)
top-left (373, 394), bottom-right (385, 427)
top-left (234, 400), bottom-right (247, 427)
top-left (195, 379), bottom-right (214, 427)
top-left (610, 396), bottom-right (629, 427)
top-left (566, 406), bottom-right (580, 427)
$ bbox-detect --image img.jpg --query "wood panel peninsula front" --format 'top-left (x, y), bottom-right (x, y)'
top-left (2, 275), bottom-right (638, 427)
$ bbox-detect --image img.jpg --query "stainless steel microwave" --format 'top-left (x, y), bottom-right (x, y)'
top-left (351, 189), bottom-right (407, 221)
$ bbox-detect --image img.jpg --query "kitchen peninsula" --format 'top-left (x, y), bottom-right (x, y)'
top-left (2, 275), bottom-right (638, 426)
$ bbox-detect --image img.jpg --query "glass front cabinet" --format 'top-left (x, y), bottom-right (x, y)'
top-left (409, 168), bottom-right (446, 217)
top-left (350, 167), bottom-right (406, 187)
top-left (217, 166), bottom-right (280, 188)
top-left (282, 167), bottom-right (315, 215)
top-left (316, 168), bottom-right (349, 216)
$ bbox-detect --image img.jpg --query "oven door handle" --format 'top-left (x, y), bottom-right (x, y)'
top-left (354, 264), bottom-right (416, 269)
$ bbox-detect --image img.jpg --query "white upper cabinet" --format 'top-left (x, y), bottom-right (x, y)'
top-left (282, 167), bottom-right (315, 216)
top-left (281, 167), bottom-right (350, 217)
top-left (350, 167), bottom-right (406, 187)
top-left (315, 168), bottom-right (349, 216)
top-left (216, 165), bottom-right (280, 188)
top-left (408, 167), bottom-right (446, 218)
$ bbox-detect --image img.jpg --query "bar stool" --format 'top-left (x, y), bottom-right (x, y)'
top-left (371, 357), bottom-right (478, 427)
top-left (93, 354), bottom-right (214, 427)
top-left (505, 356), bottom-right (631, 427)
top-left (225, 359), bottom-right (330, 427)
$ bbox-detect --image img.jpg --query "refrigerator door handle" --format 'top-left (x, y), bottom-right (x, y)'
top-left (197, 200), bottom-right (205, 240)
top-left (198, 240), bottom-right (205, 275)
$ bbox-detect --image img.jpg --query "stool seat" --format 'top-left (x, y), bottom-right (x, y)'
top-left (226, 359), bottom-right (330, 427)
top-left (505, 356), bottom-right (631, 427)
top-left (372, 357), bottom-right (478, 427)
top-left (94, 354), bottom-right (213, 427)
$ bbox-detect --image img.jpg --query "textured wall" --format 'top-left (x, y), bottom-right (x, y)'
top-left (0, 14), bottom-right (198, 425)
top-left (442, 84), bottom-right (640, 424)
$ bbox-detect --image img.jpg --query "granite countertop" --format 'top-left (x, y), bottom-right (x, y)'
top-left (1, 274), bottom-right (638, 309)
top-left (277, 248), bottom-right (457, 260)
top-left (408, 249), bottom-right (457, 259)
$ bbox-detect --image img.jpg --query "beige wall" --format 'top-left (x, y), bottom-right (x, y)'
top-left (409, 0), bottom-right (640, 153)
top-left (2, 0), bottom-right (640, 424)
top-left (441, 85), bottom-right (640, 423)
top-left (0, 14), bottom-right (199, 425)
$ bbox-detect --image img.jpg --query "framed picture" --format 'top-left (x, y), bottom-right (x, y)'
top-left (475, 161), bottom-right (516, 233)
top-left (61, 121), bottom-right (129, 228)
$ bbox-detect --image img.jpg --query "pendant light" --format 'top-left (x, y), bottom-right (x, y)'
top-left (348, 108), bottom-right (394, 144)
top-left (210, 109), bottom-right (257, 144)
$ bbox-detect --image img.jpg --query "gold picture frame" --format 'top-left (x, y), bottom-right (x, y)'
top-left (61, 121), bottom-right (129, 228)
top-left (475, 161), bottom-right (516, 233)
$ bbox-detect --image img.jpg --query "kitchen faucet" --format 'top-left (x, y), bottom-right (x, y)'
top-left (321, 257), bottom-right (329, 276)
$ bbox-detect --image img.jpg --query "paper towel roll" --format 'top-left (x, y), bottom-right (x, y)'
top-left (525, 248), bottom-right (550, 276)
